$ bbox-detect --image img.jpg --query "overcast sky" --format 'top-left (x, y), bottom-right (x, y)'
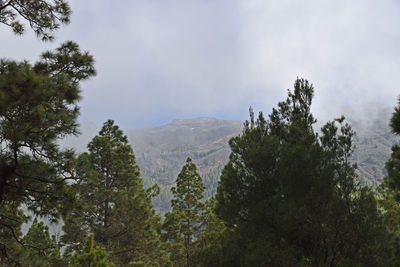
top-left (1, 0), bottom-right (399, 128)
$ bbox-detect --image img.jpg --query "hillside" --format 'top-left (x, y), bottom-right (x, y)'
top-left (348, 107), bottom-right (399, 185)
top-left (125, 118), bottom-right (242, 213)
top-left (62, 112), bottom-right (399, 212)
top-left (126, 118), bottom-right (242, 186)
top-left (125, 114), bottom-right (398, 189)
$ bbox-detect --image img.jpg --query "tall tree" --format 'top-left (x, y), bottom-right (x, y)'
top-left (0, 41), bottom-right (95, 262)
top-left (0, 0), bottom-right (71, 41)
top-left (162, 157), bottom-right (206, 267)
top-left (379, 96), bottom-right (400, 265)
top-left (215, 78), bottom-right (390, 266)
top-left (384, 97), bottom-right (400, 195)
top-left (62, 120), bottom-right (166, 266)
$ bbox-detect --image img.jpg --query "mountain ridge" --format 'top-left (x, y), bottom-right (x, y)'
top-left (61, 113), bottom-right (398, 212)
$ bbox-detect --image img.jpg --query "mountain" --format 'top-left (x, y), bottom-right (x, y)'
top-left (61, 118), bottom-right (243, 213)
top-left (126, 118), bottom-right (242, 185)
top-left (349, 107), bottom-right (398, 185)
top-left (61, 112), bottom-right (399, 212)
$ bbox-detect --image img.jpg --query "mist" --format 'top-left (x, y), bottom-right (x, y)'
top-left (1, 0), bottom-right (399, 128)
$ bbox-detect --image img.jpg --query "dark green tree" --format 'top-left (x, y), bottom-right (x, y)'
top-left (379, 96), bottom-right (400, 265)
top-left (384, 97), bottom-right (400, 195)
top-left (215, 78), bottom-right (390, 266)
top-left (0, 0), bottom-right (71, 41)
top-left (192, 198), bottom-right (231, 267)
top-left (162, 157), bottom-right (206, 267)
top-left (69, 234), bottom-right (114, 267)
top-left (62, 120), bottom-right (166, 266)
top-left (161, 210), bottom-right (186, 266)
top-left (0, 41), bottom-right (95, 262)
top-left (12, 218), bottom-right (65, 266)
top-left (390, 97), bottom-right (400, 135)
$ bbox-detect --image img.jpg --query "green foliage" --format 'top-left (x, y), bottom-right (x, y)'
top-left (91, 114), bottom-right (396, 207)
top-left (14, 218), bottom-right (65, 266)
top-left (385, 144), bottom-right (400, 198)
top-left (114, 114), bottom-right (396, 209)
top-left (215, 78), bottom-right (391, 266)
top-left (162, 158), bottom-right (206, 267)
top-left (0, 217), bottom-right (65, 266)
top-left (162, 210), bottom-right (186, 266)
top-left (0, 0), bottom-right (71, 41)
top-left (69, 234), bottom-right (114, 267)
top-left (379, 95), bottom-right (400, 265)
top-left (153, 184), bottom-right (174, 215)
top-left (202, 165), bottom-right (223, 199)
top-left (0, 42), bottom-right (95, 262)
top-left (384, 98), bottom-right (400, 194)
top-left (390, 97), bottom-right (400, 136)
top-left (192, 198), bottom-right (231, 267)
top-left (171, 158), bottom-right (206, 228)
top-left (62, 120), bottom-right (166, 266)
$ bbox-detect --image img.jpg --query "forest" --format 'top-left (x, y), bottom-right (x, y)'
top-left (2, 1), bottom-right (400, 267)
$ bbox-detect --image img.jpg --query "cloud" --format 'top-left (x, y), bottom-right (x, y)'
top-left (1, 0), bottom-right (399, 127)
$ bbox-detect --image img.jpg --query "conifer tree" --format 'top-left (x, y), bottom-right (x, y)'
top-left (69, 234), bottom-right (114, 267)
top-left (62, 120), bottom-right (165, 265)
top-left (0, 41), bottom-right (95, 262)
top-left (2, 218), bottom-right (65, 266)
top-left (0, 0), bottom-right (71, 41)
top-left (162, 157), bottom-right (205, 267)
top-left (192, 198), bottom-right (230, 267)
top-left (215, 78), bottom-right (390, 266)
top-left (390, 97), bottom-right (400, 135)
top-left (15, 218), bottom-right (65, 266)
top-left (385, 97), bottom-right (400, 195)
top-left (379, 96), bottom-right (400, 265)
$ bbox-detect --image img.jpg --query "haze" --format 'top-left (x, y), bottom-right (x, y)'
top-left (1, 0), bottom-right (399, 128)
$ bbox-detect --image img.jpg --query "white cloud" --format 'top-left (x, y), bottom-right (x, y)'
top-left (1, 0), bottom-right (399, 127)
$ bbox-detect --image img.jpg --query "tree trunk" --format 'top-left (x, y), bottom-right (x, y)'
top-left (103, 168), bottom-right (111, 248)
top-left (186, 235), bottom-right (191, 267)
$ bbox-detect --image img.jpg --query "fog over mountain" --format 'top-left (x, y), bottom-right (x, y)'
top-left (2, 1), bottom-right (399, 128)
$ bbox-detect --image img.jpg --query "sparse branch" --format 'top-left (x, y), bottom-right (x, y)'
top-left (0, 0), bottom-right (71, 40)
top-left (0, 0), bottom-right (13, 12)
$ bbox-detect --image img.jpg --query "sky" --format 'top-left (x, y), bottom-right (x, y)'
top-left (1, 0), bottom-right (400, 128)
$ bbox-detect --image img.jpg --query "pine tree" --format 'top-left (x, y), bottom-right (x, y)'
top-left (62, 120), bottom-right (166, 265)
top-left (390, 97), bottom-right (400, 135)
top-left (0, 41), bottom-right (95, 262)
top-left (162, 157), bottom-right (205, 267)
top-left (13, 218), bottom-right (65, 266)
top-left (69, 234), bottom-right (114, 267)
top-left (192, 198), bottom-right (230, 267)
top-left (384, 97), bottom-right (400, 195)
top-left (215, 78), bottom-right (391, 266)
top-left (379, 96), bottom-right (400, 265)
top-left (0, 0), bottom-right (71, 41)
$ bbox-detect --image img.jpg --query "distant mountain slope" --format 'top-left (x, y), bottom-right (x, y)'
top-left (349, 108), bottom-right (398, 185)
top-left (125, 118), bottom-right (242, 209)
top-left (61, 113), bottom-right (398, 212)
top-left (125, 115), bottom-right (397, 189)
top-left (125, 118), bottom-right (242, 185)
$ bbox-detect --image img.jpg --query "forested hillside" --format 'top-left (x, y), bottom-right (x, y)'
top-left (126, 118), bottom-right (242, 208)
top-left (61, 109), bottom-right (398, 213)
top-left (126, 112), bottom-right (397, 189)
top-left (3, 1), bottom-right (400, 265)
